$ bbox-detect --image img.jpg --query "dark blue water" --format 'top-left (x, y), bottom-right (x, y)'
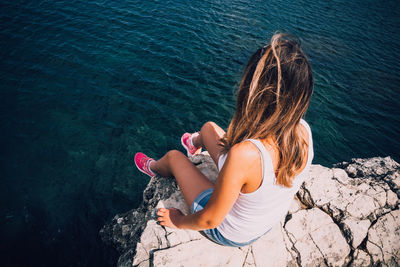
top-left (1, 0), bottom-right (399, 266)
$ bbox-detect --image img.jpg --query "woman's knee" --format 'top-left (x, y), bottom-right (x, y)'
top-left (166, 150), bottom-right (185, 161)
top-left (201, 121), bottom-right (218, 133)
top-left (201, 121), bottom-right (225, 138)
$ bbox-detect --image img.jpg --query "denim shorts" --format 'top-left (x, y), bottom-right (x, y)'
top-left (190, 188), bottom-right (262, 247)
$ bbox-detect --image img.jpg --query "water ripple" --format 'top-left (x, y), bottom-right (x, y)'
top-left (1, 0), bottom-right (399, 266)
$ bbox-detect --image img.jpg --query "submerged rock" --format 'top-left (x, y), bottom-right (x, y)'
top-left (100, 155), bottom-right (400, 266)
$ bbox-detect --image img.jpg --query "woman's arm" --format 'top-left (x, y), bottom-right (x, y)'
top-left (157, 141), bottom-right (261, 230)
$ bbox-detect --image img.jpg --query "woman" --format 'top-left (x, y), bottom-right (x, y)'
top-left (134, 33), bottom-right (314, 247)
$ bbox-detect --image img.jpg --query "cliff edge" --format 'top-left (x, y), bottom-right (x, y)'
top-left (100, 154), bottom-right (400, 266)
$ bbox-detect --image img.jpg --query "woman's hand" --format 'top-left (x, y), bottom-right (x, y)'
top-left (157, 208), bottom-right (184, 229)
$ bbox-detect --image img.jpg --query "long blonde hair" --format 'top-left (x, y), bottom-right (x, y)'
top-left (221, 33), bottom-right (313, 188)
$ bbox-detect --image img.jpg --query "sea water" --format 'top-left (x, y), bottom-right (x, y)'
top-left (0, 0), bottom-right (399, 265)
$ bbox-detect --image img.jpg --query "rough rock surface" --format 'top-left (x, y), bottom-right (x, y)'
top-left (100, 155), bottom-right (400, 266)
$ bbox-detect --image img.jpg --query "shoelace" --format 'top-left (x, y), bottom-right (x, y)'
top-left (187, 136), bottom-right (197, 151)
top-left (140, 157), bottom-right (150, 172)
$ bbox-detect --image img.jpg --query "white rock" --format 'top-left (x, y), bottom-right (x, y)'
top-left (242, 247), bottom-right (255, 267)
top-left (366, 186), bottom-right (387, 207)
top-left (152, 238), bottom-right (247, 267)
top-left (386, 190), bottom-right (398, 208)
top-left (352, 249), bottom-right (371, 266)
top-left (132, 243), bottom-right (148, 266)
top-left (284, 208), bottom-right (350, 267)
top-left (388, 171), bottom-right (400, 189)
top-left (165, 229), bottom-right (191, 247)
top-left (164, 227), bottom-right (203, 247)
top-left (332, 168), bottom-right (349, 184)
top-left (137, 260), bottom-right (149, 267)
top-left (304, 165), bottom-right (388, 222)
top-left (366, 210), bottom-right (400, 265)
top-left (288, 198), bottom-right (302, 214)
top-left (345, 195), bottom-right (377, 219)
top-left (138, 220), bottom-right (167, 254)
top-left (342, 217), bottom-right (370, 248)
top-left (306, 165), bottom-right (339, 207)
top-left (185, 229), bottom-right (203, 240)
top-left (251, 222), bottom-right (288, 267)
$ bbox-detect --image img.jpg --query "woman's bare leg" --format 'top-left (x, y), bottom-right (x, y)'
top-left (147, 122), bottom-right (225, 207)
top-left (192, 121), bottom-right (226, 166)
top-left (150, 150), bottom-right (214, 207)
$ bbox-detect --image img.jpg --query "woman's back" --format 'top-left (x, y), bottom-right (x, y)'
top-left (216, 119), bottom-right (314, 243)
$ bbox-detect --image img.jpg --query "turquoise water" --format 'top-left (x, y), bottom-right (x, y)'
top-left (1, 0), bottom-right (399, 266)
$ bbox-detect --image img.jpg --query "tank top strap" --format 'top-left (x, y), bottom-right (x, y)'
top-left (245, 139), bottom-right (276, 185)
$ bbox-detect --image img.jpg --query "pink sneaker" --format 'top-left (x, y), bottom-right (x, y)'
top-left (134, 152), bottom-right (156, 177)
top-left (181, 132), bottom-right (201, 157)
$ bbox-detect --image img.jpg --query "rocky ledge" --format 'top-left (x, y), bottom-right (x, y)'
top-left (100, 155), bottom-right (400, 267)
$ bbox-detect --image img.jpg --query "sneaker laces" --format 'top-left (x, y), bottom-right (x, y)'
top-left (141, 156), bottom-right (154, 175)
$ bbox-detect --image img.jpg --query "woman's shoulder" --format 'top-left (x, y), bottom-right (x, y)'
top-left (222, 141), bottom-right (264, 175)
top-left (228, 141), bottom-right (261, 162)
top-left (226, 141), bottom-right (264, 192)
top-left (229, 139), bottom-right (277, 173)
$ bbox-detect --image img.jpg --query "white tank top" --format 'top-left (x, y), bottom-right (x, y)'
top-left (216, 119), bottom-right (314, 243)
